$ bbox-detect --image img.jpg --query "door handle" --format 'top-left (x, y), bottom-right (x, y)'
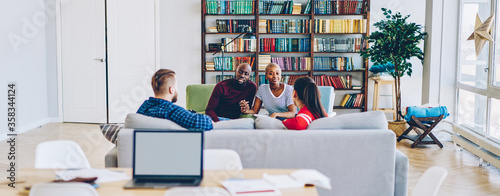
top-left (94, 58), bottom-right (104, 62)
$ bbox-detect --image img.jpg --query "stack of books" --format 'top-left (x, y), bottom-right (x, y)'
top-left (206, 62), bottom-right (215, 70)
top-left (207, 27), bottom-right (218, 33)
top-left (259, 19), bottom-right (267, 33)
top-left (292, 3), bottom-right (302, 14)
top-left (258, 55), bottom-right (272, 71)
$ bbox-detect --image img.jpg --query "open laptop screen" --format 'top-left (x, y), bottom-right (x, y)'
top-left (133, 131), bottom-right (203, 176)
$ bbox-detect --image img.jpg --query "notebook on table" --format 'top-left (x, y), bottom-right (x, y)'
top-left (123, 130), bottom-right (204, 189)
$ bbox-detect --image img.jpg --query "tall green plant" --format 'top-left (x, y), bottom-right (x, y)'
top-left (360, 8), bottom-right (427, 122)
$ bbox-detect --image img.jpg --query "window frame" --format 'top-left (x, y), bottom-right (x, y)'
top-left (456, 0), bottom-right (500, 143)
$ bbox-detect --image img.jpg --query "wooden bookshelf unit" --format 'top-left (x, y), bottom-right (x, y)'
top-left (202, 0), bottom-right (370, 111)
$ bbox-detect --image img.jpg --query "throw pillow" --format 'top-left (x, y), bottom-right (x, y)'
top-left (99, 124), bottom-right (123, 144)
top-left (124, 113), bottom-right (187, 130)
top-left (255, 115), bottom-right (286, 129)
top-left (213, 118), bottom-right (254, 129)
top-left (308, 111), bottom-right (388, 130)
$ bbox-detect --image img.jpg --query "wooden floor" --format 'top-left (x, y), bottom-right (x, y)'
top-left (1, 123), bottom-right (500, 195)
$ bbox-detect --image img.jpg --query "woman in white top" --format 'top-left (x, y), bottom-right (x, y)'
top-left (240, 63), bottom-right (297, 119)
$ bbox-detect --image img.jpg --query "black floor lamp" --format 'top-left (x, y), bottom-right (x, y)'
top-left (213, 26), bottom-right (256, 81)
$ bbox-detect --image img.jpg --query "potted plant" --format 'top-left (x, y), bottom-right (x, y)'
top-left (360, 8), bottom-right (427, 134)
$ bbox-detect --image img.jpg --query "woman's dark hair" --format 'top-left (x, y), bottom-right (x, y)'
top-left (293, 77), bottom-right (326, 119)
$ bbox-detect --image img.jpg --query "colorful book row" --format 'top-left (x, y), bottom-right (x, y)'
top-left (314, 19), bottom-right (367, 33)
top-left (339, 93), bottom-right (364, 107)
top-left (259, 74), bottom-right (309, 86)
top-left (259, 0), bottom-right (303, 14)
top-left (260, 38), bottom-right (311, 52)
top-left (215, 20), bottom-right (256, 33)
top-left (213, 38), bottom-right (256, 52)
top-left (216, 75), bottom-right (257, 83)
top-left (313, 57), bottom-right (354, 71)
top-left (313, 38), bottom-right (364, 52)
top-left (259, 19), bottom-right (311, 33)
top-left (314, 0), bottom-right (366, 15)
top-left (207, 57), bottom-right (255, 71)
top-left (313, 74), bottom-right (352, 89)
top-left (271, 57), bottom-right (311, 71)
top-left (205, 0), bottom-right (255, 15)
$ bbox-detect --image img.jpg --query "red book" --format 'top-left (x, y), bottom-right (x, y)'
top-left (329, 77), bottom-right (336, 88)
top-left (271, 39), bottom-right (275, 52)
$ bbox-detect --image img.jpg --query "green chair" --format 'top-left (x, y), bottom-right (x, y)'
top-left (186, 84), bottom-right (216, 114)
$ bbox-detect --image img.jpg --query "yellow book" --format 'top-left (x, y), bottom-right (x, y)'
top-left (319, 19), bottom-right (323, 33)
top-left (340, 94), bottom-right (351, 107)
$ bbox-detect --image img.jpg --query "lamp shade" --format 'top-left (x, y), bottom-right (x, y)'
top-left (243, 33), bottom-right (256, 39)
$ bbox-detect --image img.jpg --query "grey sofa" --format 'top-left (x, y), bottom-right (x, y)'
top-left (105, 111), bottom-right (408, 196)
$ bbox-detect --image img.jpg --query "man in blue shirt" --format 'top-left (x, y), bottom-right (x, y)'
top-left (137, 69), bottom-right (213, 131)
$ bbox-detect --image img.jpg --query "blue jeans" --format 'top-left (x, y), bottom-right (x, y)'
top-left (218, 117), bottom-right (231, 121)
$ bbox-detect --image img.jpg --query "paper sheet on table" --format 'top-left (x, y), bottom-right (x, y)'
top-left (55, 169), bottom-right (130, 183)
top-left (262, 173), bottom-right (304, 189)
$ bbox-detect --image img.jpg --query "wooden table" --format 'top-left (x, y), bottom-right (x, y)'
top-left (1, 168), bottom-right (318, 196)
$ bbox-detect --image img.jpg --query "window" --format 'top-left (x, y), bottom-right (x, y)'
top-left (457, 0), bottom-right (500, 143)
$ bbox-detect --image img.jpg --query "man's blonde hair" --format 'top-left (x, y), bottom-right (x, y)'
top-left (151, 69), bottom-right (176, 95)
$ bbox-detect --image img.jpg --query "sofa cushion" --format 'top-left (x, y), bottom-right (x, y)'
top-left (255, 115), bottom-right (286, 129)
top-left (308, 111), bottom-right (388, 130)
top-left (213, 118), bottom-right (254, 129)
top-left (124, 113), bottom-right (187, 130)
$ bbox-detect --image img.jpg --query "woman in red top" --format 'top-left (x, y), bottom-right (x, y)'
top-left (283, 77), bottom-right (327, 130)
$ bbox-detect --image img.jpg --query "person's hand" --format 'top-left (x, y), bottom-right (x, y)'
top-left (239, 100), bottom-right (249, 113)
top-left (270, 113), bottom-right (278, 118)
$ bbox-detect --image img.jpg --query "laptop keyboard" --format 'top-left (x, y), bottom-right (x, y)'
top-left (135, 178), bottom-right (196, 184)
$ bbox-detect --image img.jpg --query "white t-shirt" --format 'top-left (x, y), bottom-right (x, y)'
top-left (256, 84), bottom-right (294, 115)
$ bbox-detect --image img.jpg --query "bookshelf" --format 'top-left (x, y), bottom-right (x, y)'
top-left (202, 0), bottom-right (370, 111)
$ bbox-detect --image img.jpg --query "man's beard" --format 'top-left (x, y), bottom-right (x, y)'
top-left (236, 76), bottom-right (247, 84)
top-left (172, 92), bottom-right (178, 103)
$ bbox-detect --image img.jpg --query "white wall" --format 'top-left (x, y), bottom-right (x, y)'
top-left (0, 0), bottom-right (50, 139)
top-left (45, 0), bottom-right (59, 120)
top-left (160, 0), bottom-right (202, 108)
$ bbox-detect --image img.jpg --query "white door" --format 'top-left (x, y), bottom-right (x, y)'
top-left (61, 0), bottom-right (107, 123)
top-left (107, 0), bottom-right (160, 123)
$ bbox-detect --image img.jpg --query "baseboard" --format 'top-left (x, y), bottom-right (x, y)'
top-left (0, 118), bottom-right (51, 142)
top-left (49, 117), bottom-right (62, 123)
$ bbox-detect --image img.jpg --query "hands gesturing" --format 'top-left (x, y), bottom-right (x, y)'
top-left (239, 100), bottom-right (250, 113)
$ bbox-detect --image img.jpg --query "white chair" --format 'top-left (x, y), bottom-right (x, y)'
top-left (204, 149), bottom-right (243, 170)
top-left (35, 140), bottom-right (91, 169)
top-left (29, 182), bottom-right (99, 196)
top-left (412, 166), bottom-right (448, 196)
top-left (164, 187), bottom-right (230, 196)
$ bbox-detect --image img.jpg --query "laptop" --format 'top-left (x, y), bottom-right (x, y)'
top-left (124, 130), bottom-right (204, 189)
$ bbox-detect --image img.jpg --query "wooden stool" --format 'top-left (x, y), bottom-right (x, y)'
top-left (397, 115), bottom-right (444, 148)
top-left (371, 78), bottom-right (397, 120)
